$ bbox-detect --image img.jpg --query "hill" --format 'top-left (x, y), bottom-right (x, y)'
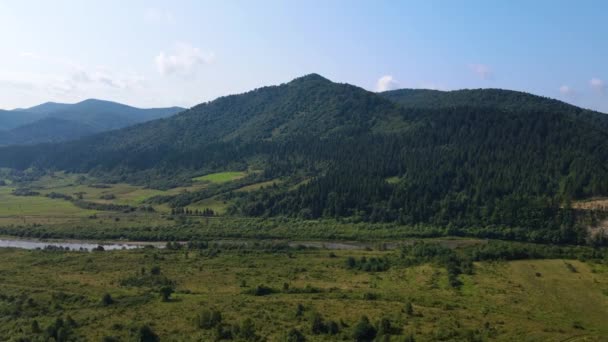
top-left (0, 99), bottom-right (184, 145)
top-left (1, 74), bottom-right (608, 243)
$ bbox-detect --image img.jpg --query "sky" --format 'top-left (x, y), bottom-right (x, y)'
top-left (0, 0), bottom-right (607, 112)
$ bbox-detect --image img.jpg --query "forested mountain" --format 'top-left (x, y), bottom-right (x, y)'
top-left (0, 109), bottom-right (47, 131)
top-left (381, 88), bottom-right (608, 130)
top-left (1, 74), bottom-right (608, 242)
top-left (0, 118), bottom-right (97, 145)
top-left (0, 99), bottom-right (184, 146)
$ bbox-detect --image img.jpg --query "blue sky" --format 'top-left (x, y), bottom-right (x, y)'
top-left (0, 0), bottom-right (607, 111)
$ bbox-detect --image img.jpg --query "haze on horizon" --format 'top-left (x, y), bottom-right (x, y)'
top-left (0, 0), bottom-right (607, 112)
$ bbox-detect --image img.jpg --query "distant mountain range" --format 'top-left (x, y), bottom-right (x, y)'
top-left (0, 99), bottom-right (185, 145)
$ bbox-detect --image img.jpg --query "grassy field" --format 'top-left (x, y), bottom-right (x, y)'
top-left (193, 171), bottom-right (247, 184)
top-left (0, 171), bottom-right (290, 228)
top-left (0, 187), bottom-right (96, 220)
top-left (0, 247), bottom-right (606, 341)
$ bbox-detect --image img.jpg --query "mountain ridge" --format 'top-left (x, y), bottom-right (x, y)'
top-left (0, 99), bottom-right (185, 146)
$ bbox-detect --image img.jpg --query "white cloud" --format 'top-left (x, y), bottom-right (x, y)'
top-left (590, 78), bottom-right (605, 93)
top-left (559, 85), bottom-right (575, 96)
top-left (155, 43), bottom-right (214, 76)
top-left (376, 75), bottom-right (399, 92)
top-left (469, 63), bottom-right (493, 80)
top-left (144, 8), bottom-right (175, 24)
top-left (0, 57), bottom-right (146, 104)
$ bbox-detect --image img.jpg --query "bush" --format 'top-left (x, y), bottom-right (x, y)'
top-left (246, 284), bottom-right (276, 296)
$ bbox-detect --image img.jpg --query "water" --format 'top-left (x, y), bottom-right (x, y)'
top-left (0, 238), bottom-right (142, 251)
top-left (0, 237), bottom-right (485, 252)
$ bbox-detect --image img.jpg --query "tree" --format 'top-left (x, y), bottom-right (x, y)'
top-left (310, 313), bottom-right (327, 334)
top-left (295, 303), bottom-right (305, 318)
top-left (346, 256), bottom-right (356, 268)
top-left (285, 328), bottom-right (306, 342)
top-left (198, 309), bottom-right (222, 329)
top-left (101, 293), bottom-right (114, 306)
top-left (353, 316), bottom-right (377, 342)
top-left (327, 320), bottom-right (340, 335)
top-left (239, 318), bottom-right (257, 341)
top-left (377, 317), bottom-right (391, 337)
top-left (138, 325), bottom-right (160, 342)
top-left (31, 320), bottom-right (41, 333)
top-left (150, 265), bottom-right (161, 275)
top-left (160, 286), bottom-right (174, 302)
top-left (405, 301), bottom-right (414, 316)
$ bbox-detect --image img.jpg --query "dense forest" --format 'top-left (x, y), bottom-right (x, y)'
top-left (1, 74), bottom-right (608, 244)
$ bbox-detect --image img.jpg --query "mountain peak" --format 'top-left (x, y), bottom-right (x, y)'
top-left (289, 73), bottom-right (331, 84)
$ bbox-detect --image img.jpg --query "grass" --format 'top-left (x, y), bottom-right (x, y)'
top-left (385, 176), bottom-right (401, 184)
top-left (235, 179), bottom-right (282, 192)
top-left (193, 171), bottom-right (247, 184)
top-left (0, 247), bottom-right (606, 341)
top-left (189, 196), bottom-right (231, 214)
top-left (0, 187), bottom-right (95, 218)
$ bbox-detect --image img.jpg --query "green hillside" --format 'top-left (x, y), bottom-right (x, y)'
top-left (1, 75), bottom-right (608, 244)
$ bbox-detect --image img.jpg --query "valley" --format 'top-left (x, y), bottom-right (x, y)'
top-left (1, 74), bottom-right (608, 341)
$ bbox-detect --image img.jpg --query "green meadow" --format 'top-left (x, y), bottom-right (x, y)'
top-left (0, 246), bottom-right (606, 341)
top-left (193, 171), bottom-right (247, 184)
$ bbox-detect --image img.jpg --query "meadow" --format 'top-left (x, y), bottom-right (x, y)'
top-left (0, 244), bottom-right (606, 341)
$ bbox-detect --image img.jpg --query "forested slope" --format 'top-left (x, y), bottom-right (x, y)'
top-left (1, 74), bottom-right (608, 242)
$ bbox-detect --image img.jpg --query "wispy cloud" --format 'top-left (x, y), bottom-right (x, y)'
top-left (559, 85), bottom-right (576, 96)
top-left (590, 77), bottom-right (606, 93)
top-left (376, 75), bottom-right (399, 92)
top-left (2, 52), bottom-right (146, 100)
top-left (144, 8), bottom-right (175, 24)
top-left (469, 63), bottom-right (493, 80)
top-left (155, 43), bottom-right (214, 76)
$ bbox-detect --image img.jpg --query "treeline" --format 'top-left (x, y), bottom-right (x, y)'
top-left (170, 207), bottom-right (215, 217)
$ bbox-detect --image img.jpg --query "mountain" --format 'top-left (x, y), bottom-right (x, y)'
top-left (17, 101), bottom-right (72, 115)
top-left (0, 99), bottom-right (185, 145)
top-left (43, 99), bottom-right (185, 131)
top-left (0, 117), bottom-right (97, 145)
top-left (0, 109), bottom-right (47, 131)
top-left (1, 74), bottom-right (608, 243)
